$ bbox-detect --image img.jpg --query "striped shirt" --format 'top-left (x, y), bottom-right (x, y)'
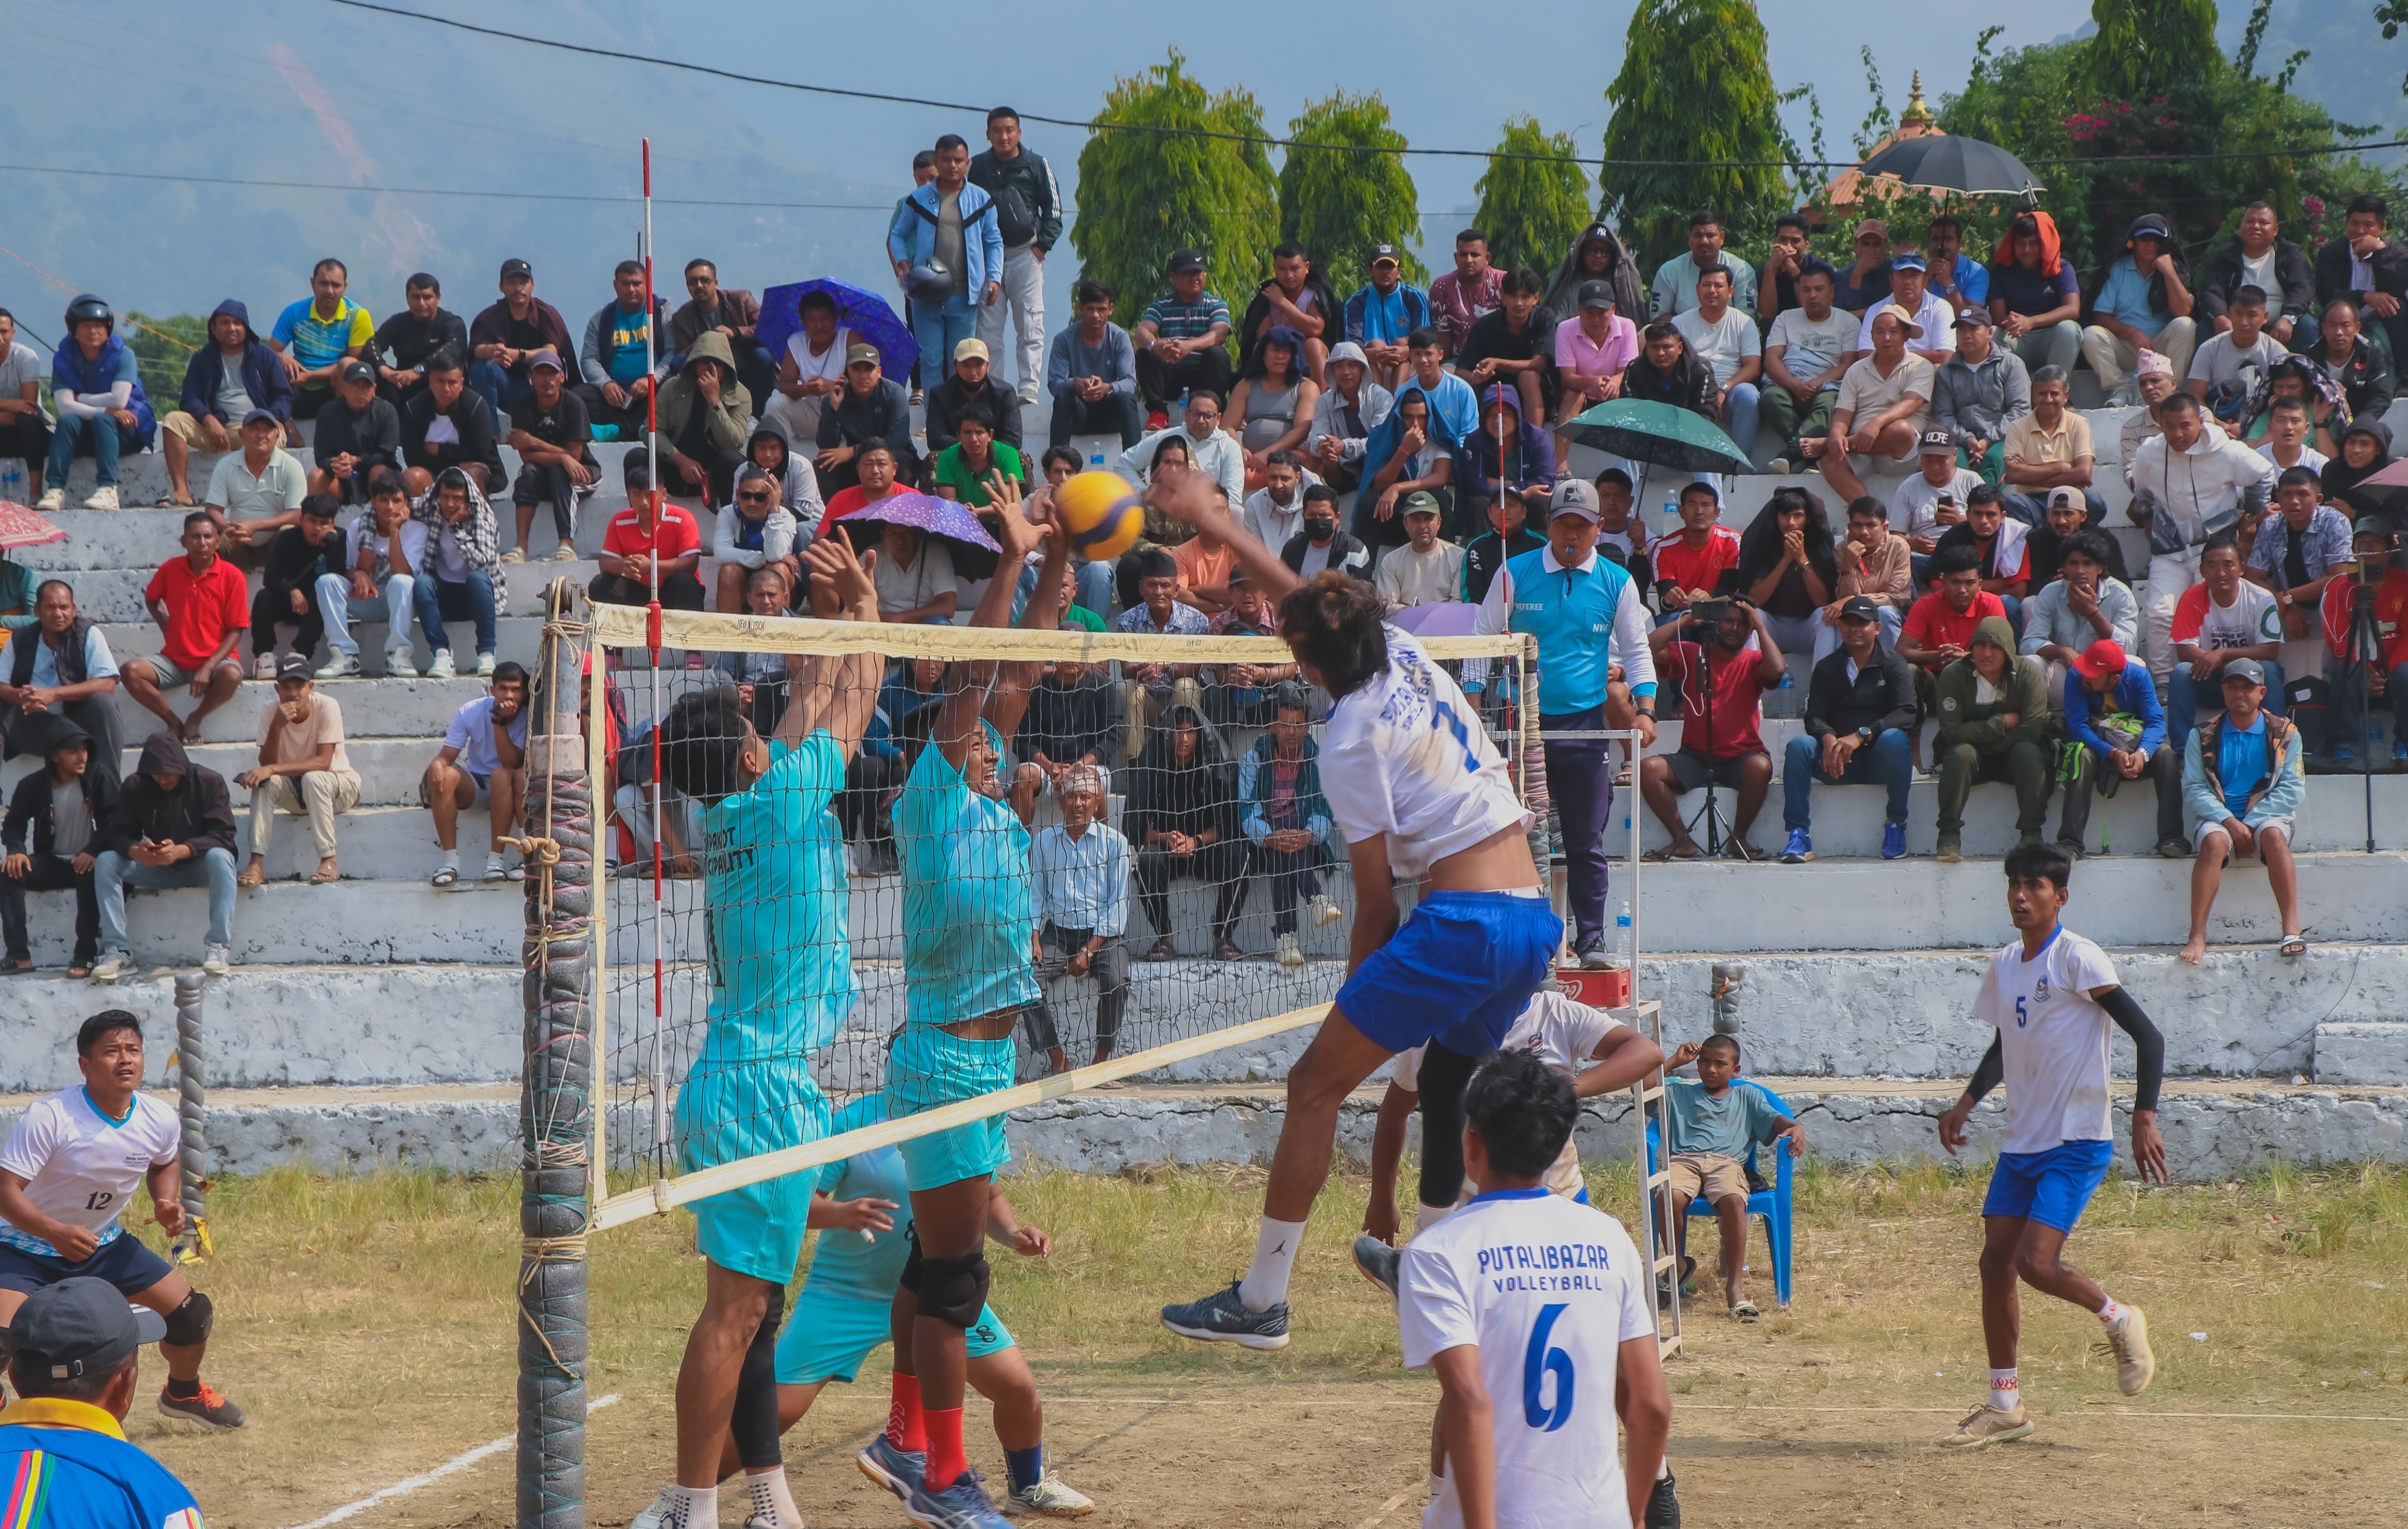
top-left (1139, 291), bottom-right (1230, 341)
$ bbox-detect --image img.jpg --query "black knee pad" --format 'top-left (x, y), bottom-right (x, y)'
top-left (163, 1290), bottom-right (212, 1348)
top-left (917, 1251), bottom-right (991, 1331)
top-left (899, 1225), bottom-right (924, 1294)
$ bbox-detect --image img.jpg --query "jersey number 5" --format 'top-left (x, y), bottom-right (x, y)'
top-left (2015, 995), bottom-right (2029, 1029)
top-left (1522, 1302), bottom-right (1575, 1432)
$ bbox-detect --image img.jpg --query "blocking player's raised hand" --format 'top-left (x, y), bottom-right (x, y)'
top-left (806, 526), bottom-right (880, 622)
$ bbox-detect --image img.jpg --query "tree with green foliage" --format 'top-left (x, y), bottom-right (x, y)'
top-left (1071, 51), bottom-right (1277, 333)
top-left (1473, 119), bottom-right (1593, 276)
top-left (2379, 0), bottom-right (2408, 97)
top-left (1276, 91), bottom-right (1422, 300)
top-left (2087, 0), bottom-right (2221, 99)
top-left (1598, 0), bottom-right (1794, 275)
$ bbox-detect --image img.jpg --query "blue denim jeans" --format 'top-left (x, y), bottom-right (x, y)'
top-left (467, 360), bottom-right (534, 422)
top-left (95, 845), bottom-right (237, 952)
top-left (1721, 381), bottom-right (1761, 469)
top-left (46, 413), bottom-right (143, 489)
top-left (910, 293), bottom-right (979, 391)
top-left (413, 571), bottom-right (499, 658)
top-left (1781, 727), bottom-right (1913, 833)
top-left (2166, 658), bottom-right (2286, 758)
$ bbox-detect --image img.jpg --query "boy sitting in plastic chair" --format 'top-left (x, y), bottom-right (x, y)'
top-left (1661, 1035), bottom-right (1804, 1320)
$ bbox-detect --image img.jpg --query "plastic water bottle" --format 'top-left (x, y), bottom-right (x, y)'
top-left (0, 461), bottom-right (19, 505)
top-left (1661, 496), bottom-right (1680, 538)
top-left (1616, 900), bottom-right (1633, 939)
top-left (1086, 447), bottom-right (1108, 470)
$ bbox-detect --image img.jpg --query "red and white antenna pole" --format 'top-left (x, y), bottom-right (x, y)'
top-left (641, 137), bottom-right (669, 1156)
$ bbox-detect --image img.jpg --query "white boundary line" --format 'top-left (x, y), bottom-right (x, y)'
top-left (282, 1394), bottom-right (622, 1529)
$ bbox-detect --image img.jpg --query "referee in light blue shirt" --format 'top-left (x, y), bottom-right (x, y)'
top-left (1475, 479), bottom-right (1659, 968)
top-left (1027, 765), bottom-right (1131, 1070)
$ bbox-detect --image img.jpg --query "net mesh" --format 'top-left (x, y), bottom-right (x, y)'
top-left (567, 603), bottom-right (1534, 1224)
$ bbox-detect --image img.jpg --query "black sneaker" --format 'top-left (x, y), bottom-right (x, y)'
top-left (1352, 1234), bottom-right (1401, 1298)
top-left (1644, 1468), bottom-right (1680, 1529)
top-left (1160, 1281), bottom-right (1290, 1350)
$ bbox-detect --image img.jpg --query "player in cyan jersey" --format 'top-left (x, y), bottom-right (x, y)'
top-left (1937, 839), bottom-right (2166, 1448)
top-left (1146, 470), bottom-right (1563, 1350)
top-left (634, 531), bottom-right (885, 1529)
top-left (1398, 1047), bottom-right (1670, 1529)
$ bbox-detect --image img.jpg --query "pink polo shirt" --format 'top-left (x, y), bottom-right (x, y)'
top-left (1554, 313), bottom-right (1639, 380)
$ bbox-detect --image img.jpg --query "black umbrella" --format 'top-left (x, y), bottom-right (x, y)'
top-left (1854, 134), bottom-right (2042, 200)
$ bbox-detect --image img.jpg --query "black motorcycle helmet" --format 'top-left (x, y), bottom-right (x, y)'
top-left (63, 295), bottom-right (114, 333)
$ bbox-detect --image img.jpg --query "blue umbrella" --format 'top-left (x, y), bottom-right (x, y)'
top-left (758, 279), bottom-right (917, 386)
top-left (828, 491), bottom-right (1004, 581)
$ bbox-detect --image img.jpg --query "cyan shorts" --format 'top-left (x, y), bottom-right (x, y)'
top-left (676, 1063), bottom-right (833, 1285)
top-left (773, 1284), bottom-right (1014, 1385)
top-left (884, 1021), bottom-right (1019, 1193)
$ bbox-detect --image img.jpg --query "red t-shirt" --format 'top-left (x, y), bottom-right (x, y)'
top-left (1661, 639), bottom-right (1772, 757)
top-left (144, 555), bottom-right (250, 671)
top-left (2323, 566), bottom-right (2408, 670)
top-left (1651, 527), bottom-right (1741, 598)
top-left (1900, 589), bottom-right (2008, 668)
top-left (819, 483), bottom-right (905, 539)
top-left (601, 505), bottom-right (702, 563)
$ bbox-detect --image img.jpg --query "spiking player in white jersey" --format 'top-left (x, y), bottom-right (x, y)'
top-left (1937, 839), bottom-right (2166, 1448)
top-left (1145, 470), bottom-right (1564, 1350)
top-left (1398, 1047), bottom-right (1669, 1529)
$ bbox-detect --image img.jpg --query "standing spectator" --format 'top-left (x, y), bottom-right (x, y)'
top-left (591, 471), bottom-right (705, 610)
top-left (1931, 485), bottom-right (2034, 632)
top-left (468, 258), bottom-right (577, 422)
top-left (2166, 531), bottom-right (2285, 758)
top-left (1474, 479), bottom-right (1658, 965)
top-left (1755, 212), bottom-right (1836, 323)
top-left (368, 271), bottom-right (468, 412)
top-left (2186, 286), bottom-right (2288, 424)
top-left (1987, 210), bottom-right (2083, 377)
top-left (199, 410), bottom-right (307, 552)
top-left (1779, 595), bottom-right (1917, 864)
top-left (163, 300), bottom-right (292, 508)
top-left (2313, 195), bottom-right (2408, 363)
top-left (1131, 249), bottom-right (1236, 424)
top-left (123, 514), bottom-right (245, 744)
top-left (253, 495), bottom-right (347, 673)
top-left (1932, 306), bottom-right (2029, 483)
top-left (1759, 265), bottom-right (1853, 473)
top-left (322, 473), bottom-right (425, 679)
top-left (2001, 366), bottom-right (2103, 526)
top-left (926, 338), bottom-right (1025, 460)
top-left (1554, 280), bottom-right (1639, 415)
top-left (2197, 203), bottom-right (2316, 349)
top-left (1833, 218), bottom-right (1893, 315)
top-left (0, 718), bottom-right (110, 977)
top-left (2080, 215), bottom-right (2198, 404)
top-left (1028, 765), bottom-right (1131, 1068)
top-left (410, 468), bottom-right (503, 679)
top-left (1116, 391), bottom-right (1244, 506)
top-left (36, 296), bottom-right (152, 514)
top-left (1280, 483), bottom-right (1371, 580)
top-left (398, 349), bottom-right (505, 494)
top-left (1650, 481), bottom-right (1741, 618)
top-left (1046, 281), bottom-right (1142, 450)
top-left (306, 361), bottom-right (402, 508)
top-left (1668, 267), bottom-right (1761, 462)
top-left (0, 580), bottom-right (121, 786)
top-left (1922, 216), bottom-right (1989, 312)
top-left (1803, 305), bottom-right (1936, 505)
top-left (267, 258), bottom-right (372, 425)
top-left (423, 664), bottom-right (529, 887)
top-left (1015, 659), bottom-right (1120, 793)
top-left (1846, 251), bottom-right (1954, 368)
top-left (91, 732), bottom-right (237, 983)
top-left (2246, 466), bottom-right (2352, 637)
top-left (1373, 494), bottom-right (1465, 611)
top-left (0, 309), bottom-right (51, 507)
top-left (1339, 245), bottom-right (1432, 393)
top-left (655, 332), bottom-right (752, 507)
top-left (1456, 268), bottom-right (1559, 427)
top-left (2056, 638), bottom-right (2184, 860)
top-left (236, 658), bottom-right (360, 887)
top-left (2305, 300), bottom-right (2395, 425)
top-left (1112, 549), bottom-right (1209, 754)
top-left (575, 260), bottom-right (671, 439)
top-left (2019, 530), bottom-right (2140, 707)
top-left (0, 1279), bottom-right (210, 1511)
top-left (2129, 393), bottom-right (2278, 682)
top-left (1127, 705), bottom-right (1247, 963)
top-left (668, 259), bottom-right (773, 410)
top-left (1648, 209), bottom-right (1757, 318)
top-left (969, 106), bottom-right (1062, 402)
top-left (889, 134), bottom-right (1004, 397)
top-left (1243, 450), bottom-right (1318, 552)
top-left (1619, 321), bottom-right (1717, 422)
top-left (1832, 494), bottom-right (1913, 645)
top-left (2320, 515), bottom-right (2408, 765)
top-left (1641, 599), bottom-right (1782, 860)
top-left (1239, 686), bottom-right (1339, 968)
top-left (712, 467), bottom-right (799, 613)
top-left (503, 350), bottom-right (598, 563)
top-left (1735, 485), bottom-right (1839, 661)
top-left (1430, 228), bottom-right (1504, 361)
top-left (1304, 340), bottom-right (1392, 491)
top-left (2178, 657), bottom-right (2304, 963)
top-left (1930, 615), bottom-right (2052, 861)
top-left (763, 290), bottom-right (855, 447)
top-left (815, 344), bottom-right (917, 495)
top-left (1543, 222), bottom-right (1647, 328)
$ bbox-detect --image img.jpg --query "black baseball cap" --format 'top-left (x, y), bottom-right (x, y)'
top-left (6, 1277), bottom-right (166, 1382)
top-left (1369, 244), bottom-right (1402, 267)
top-left (1837, 595), bottom-right (1882, 624)
top-left (276, 654), bottom-right (316, 683)
top-left (1166, 248), bottom-right (1207, 275)
top-left (1577, 280), bottom-right (1616, 310)
top-left (338, 359), bottom-right (376, 385)
top-left (500, 257), bottom-right (534, 280)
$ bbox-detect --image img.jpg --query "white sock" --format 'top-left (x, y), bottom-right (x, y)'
top-left (662, 1484), bottom-right (717, 1529)
top-left (1989, 1367), bottom-right (2020, 1411)
top-left (1238, 1217), bottom-right (1306, 1311)
top-left (1657, 1460), bottom-right (1673, 1481)
top-left (744, 1466), bottom-right (802, 1529)
top-left (2097, 1296), bottom-right (2123, 1325)
top-left (1413, 1202), bottom-right (1457, 1235)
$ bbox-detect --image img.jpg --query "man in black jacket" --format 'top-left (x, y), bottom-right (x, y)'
top-left (306, 361), bottom-right (402, 505)
top-left (1277, 488), bottom-right (1372, 581)
top-left (1778, 595), bottom-right (1919, 864)
top-left (2312, 194), bottom-right (2408, 361)
top-left (91, 732), bottom-right (239, 983)
top-left (2307, 299), bottom-right (2395, 423)
top-left (369, 273), bottom-right (470, 412)
top-left (251, 494), bottom-right (349, 671)
top-left (0, 580), bottom-right (121, 790)
top-left (968, 105), bottom-right (1062, 404)
top-left (0, 717), bottom-right (112, 976)
top-left (2196, 202), bottom-right (2317, 350)
top-left (400, 350), bottom-right (506, 494)
top-left (922, 338), bottom-right (1026, 459)
top-left (815, 346), bottom-right (919, 492)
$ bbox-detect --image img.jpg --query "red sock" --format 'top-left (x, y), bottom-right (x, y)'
top-left (886, 1373), bottom-right (926, 1453)
top-left (922, 1406), bottom-right (968, 1492)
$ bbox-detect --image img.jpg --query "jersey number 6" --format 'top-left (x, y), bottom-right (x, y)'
top-left (1522, 1302), bottom-right (1575, 1432)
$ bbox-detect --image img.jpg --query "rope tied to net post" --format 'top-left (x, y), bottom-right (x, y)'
top-left (169, 972), bottom-right (210, 1264)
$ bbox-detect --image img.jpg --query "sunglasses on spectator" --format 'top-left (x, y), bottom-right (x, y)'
top-left (738, 490), bottom-right (773, 503)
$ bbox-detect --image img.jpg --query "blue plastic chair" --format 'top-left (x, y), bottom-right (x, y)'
top-left (1644, 1078), bottom-right (1795, 1307)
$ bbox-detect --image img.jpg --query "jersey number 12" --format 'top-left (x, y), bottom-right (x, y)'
top-left (1522, 1302), bottom-right (1575, 1431)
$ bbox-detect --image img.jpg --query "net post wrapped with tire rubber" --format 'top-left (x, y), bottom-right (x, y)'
top-left (518, 580), bottom-right (597, 1529)
top-left (171, 971), bottom-right (208, 1262)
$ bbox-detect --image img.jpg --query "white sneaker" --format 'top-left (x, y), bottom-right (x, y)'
top-left (627, 1485), bottom-right (677, 1529)
top-left (81, 486), bottom-right (118, 511)
top-left (1005, 1472), bottom-right (1094, 1518)
top-left (1274, 933), bottom-right (1303, 968)
top-left (386, 651), bottom-right (418, 679)
top-left (476, 651), bottom-right (496, 677)
top-left (1016, 381), bottom-right (1041, 406)
top-left (1940, 1400), bottom-right (2033, 1448)
top-left (32, 488), bottom-right (63, 512)
top-left (253, 653), bottom-right (279, 680)
top-left (315, 651), bottom-right (361, 680)
top-left (2105, 1304), bottom-right (2156, 1395)
top-left (1308, 896), bottom-right (1343, 928)
top-left (201, 944), bottom-right (232, 977)
top-left (89, 949), bottom-right (128, 984)
top-left (427, 649), bottom-right (457, 680)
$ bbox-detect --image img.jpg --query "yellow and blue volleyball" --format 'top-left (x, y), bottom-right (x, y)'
top-left (1053, 470), bottom-right (1145, 561)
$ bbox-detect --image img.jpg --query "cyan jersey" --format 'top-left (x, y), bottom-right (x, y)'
top-left (897, 722), bottom-right (1041, 1027)
top-left (799, 1096), bottom-right (913, 1306)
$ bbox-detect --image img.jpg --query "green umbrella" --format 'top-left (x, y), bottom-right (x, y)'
top-left (1559, 400), bottom-right (1752, 476)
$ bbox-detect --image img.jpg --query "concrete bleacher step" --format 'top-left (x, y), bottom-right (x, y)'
top-left (23, 558), bottom-right (602, 627)
top-left (85, 675), bottom-right (494, 743)
top-left (97, 616), bottom-right (556, 671)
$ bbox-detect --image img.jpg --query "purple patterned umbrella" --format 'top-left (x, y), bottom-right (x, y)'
top-left (828, 491), bottom-right (1004, 580)
top-left (757, 279), bottom-right (918, 386)
top-left (1388, 601), bottom-right (1481, 637)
